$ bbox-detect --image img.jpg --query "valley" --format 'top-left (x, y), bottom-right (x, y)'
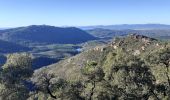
top-left (0, 25), bottom-right (98, 69)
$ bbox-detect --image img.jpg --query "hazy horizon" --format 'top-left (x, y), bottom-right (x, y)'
top-left (1, 23), bottom-right (170, 29)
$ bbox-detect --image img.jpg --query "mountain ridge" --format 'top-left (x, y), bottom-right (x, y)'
top-left (0, 25), bottom-right (97, 44)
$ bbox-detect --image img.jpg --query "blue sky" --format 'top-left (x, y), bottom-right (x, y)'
top-left (0, 0), bottom-right (170, 27)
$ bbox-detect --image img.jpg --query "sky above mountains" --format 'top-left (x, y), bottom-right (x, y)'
top-left (0, 0), bottom-right (170, 27)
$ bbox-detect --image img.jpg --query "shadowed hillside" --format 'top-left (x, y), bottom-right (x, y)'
top-left (0, 25), bottom-right (97, 44)
top-left (0, 40), bottom-right (30, 53)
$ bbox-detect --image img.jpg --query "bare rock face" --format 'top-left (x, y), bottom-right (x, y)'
top-left (141, 46), bottom-right (145, 51)
top-left (156, 43), bottom-right (160, 47)
top-left (113, 45), bottom-right (118, 49)
top-left (110, 41), bottom-right (118, 49)
top-left (93, 46), bottom-right (106, 52)
top-left (133, 50), bottom-right (141, 55)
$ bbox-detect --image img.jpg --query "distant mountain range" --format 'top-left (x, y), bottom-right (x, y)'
top-left (86, 28), bottom-right (170, 40)
top-left (80, 24), bottom-right (170, 30)
top-left (0, 25), bottom-right (97, 44)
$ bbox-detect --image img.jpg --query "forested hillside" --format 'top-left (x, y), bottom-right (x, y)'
top-left (31, 34), bottom-right (170, 99)
top-left (1, 34), bottom-right (170, 99)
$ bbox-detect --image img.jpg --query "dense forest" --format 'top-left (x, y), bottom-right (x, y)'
top-left (0, 34), bottom-right (170, 100)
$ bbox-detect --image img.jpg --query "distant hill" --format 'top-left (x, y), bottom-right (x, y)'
top-left (80, 24), bottom-right (170, 30)
top-left (86, 28), bottom-right (128, 38)
top-left (0, 40), bottom-right (30, 53)
top-left (87, 28), bottom-right (170, 40)
top-left (0, 25), bottom-right (97, 44)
